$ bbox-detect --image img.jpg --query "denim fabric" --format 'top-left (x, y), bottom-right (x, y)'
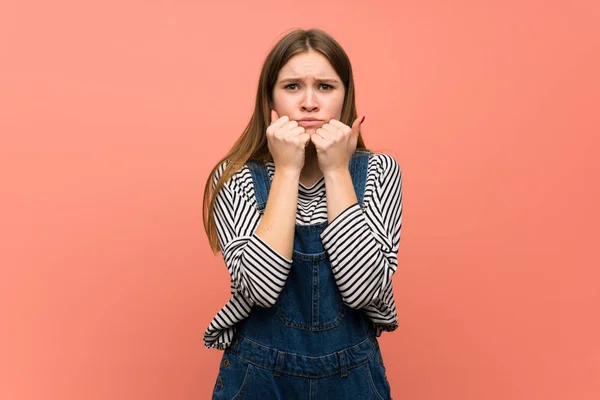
top-left (212, 150), bottom-right (392, 399)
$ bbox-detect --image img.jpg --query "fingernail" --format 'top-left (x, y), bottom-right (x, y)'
top-left (361, 116), bottom-right (366, 123)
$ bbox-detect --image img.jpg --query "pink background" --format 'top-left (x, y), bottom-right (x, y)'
top-left (1, 1), bottom-right (599, 399)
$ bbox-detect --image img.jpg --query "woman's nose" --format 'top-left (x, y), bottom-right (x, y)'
top-left (301, 90), bottom-right (319, 110)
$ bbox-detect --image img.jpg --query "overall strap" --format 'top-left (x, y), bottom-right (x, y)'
top-left (247, 150), bottom-right (370, 212)
top-left (349, 150), bottom-right (371, 206)
top-left (246, 160), bottom-right (271, 213)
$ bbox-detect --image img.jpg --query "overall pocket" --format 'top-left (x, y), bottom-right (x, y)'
top-left (276, 256), bottom-right (345, 331)
top-left (364, 348), bottom-right (392, 400)
top-left (212, 352), bottom-right (253, 400)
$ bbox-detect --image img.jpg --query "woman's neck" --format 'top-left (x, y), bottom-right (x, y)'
top-left (300, 142), bottom-right (323, 186)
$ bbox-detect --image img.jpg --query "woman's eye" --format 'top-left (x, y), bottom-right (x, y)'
top-left (284, 84), bottom-right (333, 90)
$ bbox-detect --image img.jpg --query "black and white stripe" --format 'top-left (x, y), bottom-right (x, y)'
top-left (204, 153), bottom-right (403, 350)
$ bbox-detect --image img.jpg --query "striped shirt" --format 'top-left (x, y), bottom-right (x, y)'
top-left (203, 152), bottom-right (403, 350)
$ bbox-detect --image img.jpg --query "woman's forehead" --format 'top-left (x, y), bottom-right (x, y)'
top-left (278, 53), bottom-right (338, 81)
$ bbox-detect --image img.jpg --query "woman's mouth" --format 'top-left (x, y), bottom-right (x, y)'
top-left (298, 120), bottom-right (323, 127)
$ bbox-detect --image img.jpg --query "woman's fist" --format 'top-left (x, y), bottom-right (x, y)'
top-left (310, 116), bottom-right (365, 174)
top-left (266, 110), bottom-right (311, 173)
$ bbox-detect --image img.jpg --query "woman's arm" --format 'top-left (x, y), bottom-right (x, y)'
top-left (320, 154), bottom-right (403, 311)
top-left (213, 163), bottom-right (297, 308)
top-left (254, 168), bottom-right (300, 262)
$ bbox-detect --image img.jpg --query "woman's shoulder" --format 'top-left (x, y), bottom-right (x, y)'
top-left (366, 151), bottom-right (401, 181)
top-left (212, 160), bottom-right (256, 201)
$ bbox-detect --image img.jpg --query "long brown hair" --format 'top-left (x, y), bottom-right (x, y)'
top-left (202, 28), bottom-right (368, 254)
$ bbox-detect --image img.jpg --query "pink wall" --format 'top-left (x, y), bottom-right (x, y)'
top-left (1, 1), bottom-right (598, 399)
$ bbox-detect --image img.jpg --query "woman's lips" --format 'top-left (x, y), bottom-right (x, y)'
top-left (298, 120), bottom-right (323, 127)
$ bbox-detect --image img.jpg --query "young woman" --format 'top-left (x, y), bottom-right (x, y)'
top-left (203, 28), bottom-right (403, 399)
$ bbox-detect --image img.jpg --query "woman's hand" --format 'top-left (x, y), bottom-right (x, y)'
top-left (310, 116), bottom-right (365, 174)
top-left (267, 110), bottom-right (311, 174)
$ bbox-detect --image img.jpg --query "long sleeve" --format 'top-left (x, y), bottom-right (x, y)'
top-left (212, 163), bottom-right (294, 308)
top-left (320, 154), bottom-right (402, 330)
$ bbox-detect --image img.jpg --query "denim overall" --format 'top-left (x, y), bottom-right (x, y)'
top-left (212, 150), bottom-right (392, 400)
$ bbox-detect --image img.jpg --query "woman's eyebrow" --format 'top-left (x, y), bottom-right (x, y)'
top-left (278, 77), bottom-right (340, 84)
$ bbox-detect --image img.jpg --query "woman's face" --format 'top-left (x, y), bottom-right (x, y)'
top-left (271, 51), bottom-right (345, 133)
